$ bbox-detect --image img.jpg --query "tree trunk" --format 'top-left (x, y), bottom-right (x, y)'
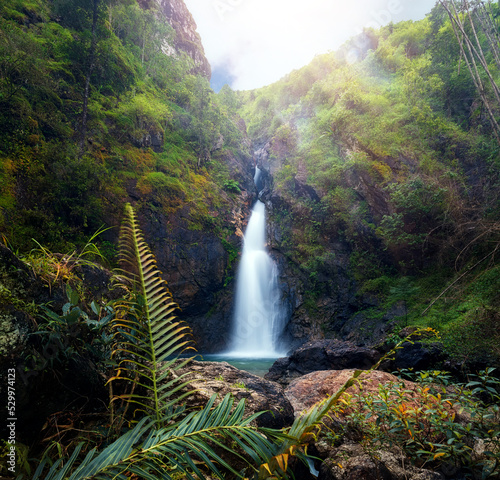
top-left (79, 0), bottom-right (100, 156)
top-left (440, 0), bottom-right (500, 145)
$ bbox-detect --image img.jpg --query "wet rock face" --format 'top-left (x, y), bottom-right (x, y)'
top-left (137, 151), bottom-right (256, 353)
top-left (265, 191), bottom-right (359, 351)
top-left (172, 360), bottom-right (295, 429)
top-left (141, 209), bottom-right (234, 352)
top-left (265, 340), bottom-right (381, 386)
top-left (271, 240), bottom-right (392, 351)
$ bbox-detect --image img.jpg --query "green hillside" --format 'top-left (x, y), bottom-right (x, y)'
top-left (0, 0), bottom-right (249, 252)
top-left (1, 0), bottom-right (500, 478)
top-left (1, 0), bottom-right (499, 363)
top-left (236, 6), bottom-right (500, 365)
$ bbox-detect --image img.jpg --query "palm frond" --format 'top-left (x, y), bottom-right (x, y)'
top-left (133, 394), bottom-right (278, 479)
top-left (34, 395), bottom-right (278, 480)
top-left (32, 417), bottom-right (154, 480)
top-left (109, 203), bottom-right (194, 424)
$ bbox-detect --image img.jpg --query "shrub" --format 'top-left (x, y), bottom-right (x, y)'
top-left (328, 369), bottom-right (500, 478)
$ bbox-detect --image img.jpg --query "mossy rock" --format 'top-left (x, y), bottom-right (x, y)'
top-left (0, 312), bottom-right (23, 359)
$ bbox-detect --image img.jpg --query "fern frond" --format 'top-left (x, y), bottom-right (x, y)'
top-left (109, 203), bottom-right (195, 424)
top-left (132, 394), bottom-right (279, 479)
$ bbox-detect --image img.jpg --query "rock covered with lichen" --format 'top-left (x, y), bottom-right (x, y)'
top-left (0, 245), bottom-right (38, 363)
top-left (172, 360), bottom-right (295, 429)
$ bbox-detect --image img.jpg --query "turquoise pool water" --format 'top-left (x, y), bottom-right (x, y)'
top-left (201, 354), bottom-right (280, 377)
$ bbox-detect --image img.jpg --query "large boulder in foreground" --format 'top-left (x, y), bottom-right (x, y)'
top-left (172, 360), bottom-right (294, 429)
top-left (286, 370), bottom-right (445, 479)
top-left (265, 340), bottom-right (381, 386)
top-left (284, 369), bottom-right (416, 417)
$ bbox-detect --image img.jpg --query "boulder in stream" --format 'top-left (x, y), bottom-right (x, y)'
top-left (265, 339), bottom-right (381, 386)
top-left (172, 360), bottom-right (294, 429)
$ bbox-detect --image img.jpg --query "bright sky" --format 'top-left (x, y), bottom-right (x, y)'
top-left (183, 0), bottom-right (438, 91)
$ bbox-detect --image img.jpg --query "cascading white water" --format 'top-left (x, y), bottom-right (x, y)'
top-left (253, 165), bottom-right (262, 189)
top-left (226, 167), bottom-right (286, 357)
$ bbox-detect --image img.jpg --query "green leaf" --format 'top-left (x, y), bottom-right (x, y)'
top-left (109, 203), bottom-right (196, 424)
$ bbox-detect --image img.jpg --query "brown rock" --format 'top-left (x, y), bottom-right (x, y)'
top-left (172, 360), bottom-right (294, 429)
top-left (155, 0), bottom-right (211, 78)
top-left (319, 444), bottom-right (444, 480)
top-left (285, 369), bottom-right (416, 417)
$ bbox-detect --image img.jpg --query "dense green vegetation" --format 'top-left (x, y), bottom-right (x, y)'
top-left (1, 0), bottom-right (500, 477)
top-left (0, 0), bottom-right (248, 252)
top-left (0, 205), bottom-right (379, 479)
top-left (1, 0), bottom-right (498, 365)
top-left (236, 3), bottom-right (500, 366)
top-left (328, 368), bottom-right (500, 478)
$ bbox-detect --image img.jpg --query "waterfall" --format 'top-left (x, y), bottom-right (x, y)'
top-left (226, 167), bottom-right (287, 357)
top-left (253, 165), bottom-right (262, 188)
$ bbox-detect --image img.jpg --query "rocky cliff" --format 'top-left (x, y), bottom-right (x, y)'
top-left (137, 149), bottom-right (257, 352)
top-left (254, 143), bottom-right (408, 351)
top-left (153, 0), bottom-right (211, 78)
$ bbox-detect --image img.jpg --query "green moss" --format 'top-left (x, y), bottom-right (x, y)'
top-left (220, 238), bottom-right (239, 287)
top-left (0, 314), bottom-right (21, 357)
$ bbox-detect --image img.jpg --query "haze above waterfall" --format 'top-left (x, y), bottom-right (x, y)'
top-left (183, 0), bottom-right (437, 90)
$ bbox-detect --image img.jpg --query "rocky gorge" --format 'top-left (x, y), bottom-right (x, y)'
top-left (1, 0), bottom-right (500, 476)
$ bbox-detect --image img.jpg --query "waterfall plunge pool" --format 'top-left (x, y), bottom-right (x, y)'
top-left (198, 167), bottom-right (289, 377)
top-left (201, 354), bottom-right (281, 377)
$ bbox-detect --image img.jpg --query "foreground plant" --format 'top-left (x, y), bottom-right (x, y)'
top-left (23, 228), bottom-right (109, 291)
top-left (107, 202), bottom-right (194, 425)
top-left (30, 204), bottom-right (281, 479)
top-left (255, 330), bottom-right (440, 479)
top-left (28, 208), bottom-right (452, 479)
top-left (326, 368), bottom-right (500, 478)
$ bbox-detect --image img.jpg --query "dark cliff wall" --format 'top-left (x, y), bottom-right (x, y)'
top-left (136, 149), bottom-right (257, 352)
top-left (255, 144), bottom-right (404, 351)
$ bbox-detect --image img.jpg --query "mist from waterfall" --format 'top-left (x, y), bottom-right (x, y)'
top-left (226, 167), bottom-right (287, 358)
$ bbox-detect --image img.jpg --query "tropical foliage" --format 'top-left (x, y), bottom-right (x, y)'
top-left (327, 368), bottom-right (500, 478)
top-left (236, 1), bottom-right (500, 365)
top-left (25, 203), bottom-right (376, 480)
top-left (26, 204), bottom-right (273, 479)
top-left (0, 0), bottom-right (249, 253)
top-left (2, 0), bottom-right (500, 477)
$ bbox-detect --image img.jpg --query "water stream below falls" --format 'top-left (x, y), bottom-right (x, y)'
top-left (224, 168), bottom-right (287, 359)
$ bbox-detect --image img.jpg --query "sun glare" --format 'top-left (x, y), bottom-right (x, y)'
top-left (183, 0), bottom-right (435, 90)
